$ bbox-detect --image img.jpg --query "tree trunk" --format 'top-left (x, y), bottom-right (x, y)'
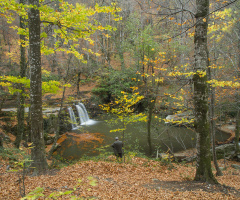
top-left (118, 47), bottom-right (125, 71)
top-left (76, 71), bottom-right (81, 97)
top-left (235, 110), bottom-right (240, 154)
top-left (14, 0), bottom-right (27, 148)
top-left (0, 94), bottom-right (7, 115)
top-left (28, 0), bottom-right (48, 174)
top-left (47, 87), bottom-right (65, 159)
top-left (147, 97), bottom-right (155, 156)
top-left (235, 20), bottom-right (240, 155)
top-left (193, 0), bottom-right (217, 183)
top-left (208, 68), bottom-right (222, 176)
top-left (48, 54), bottom-right (72, 159)
top-left (0, 135), bottom-right (3, 149)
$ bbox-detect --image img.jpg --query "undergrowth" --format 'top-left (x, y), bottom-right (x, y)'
top-left (0, 147), bottom-right (30, 165)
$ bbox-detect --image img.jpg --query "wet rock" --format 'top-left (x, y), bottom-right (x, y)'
top-left (46, 139), bottom-right (54, 145)
top-left (1, 134), bottom-right (11, 143)
top-left (173, 148), bottom-right (197, 163)
top-left (43, 114), bottom-right (58, 134)
top-left (215, 144), bottom-right (235, 159)
top-left (59, 108), bottom-right (72, 134)
top-left (165, 111), bottom-right (194, 126)
top-left (219, 167), bottom-right (225, 171)
top-left (44, 133), bottom-right (55, 145)
top-left (231, 164), bottom-right (240, 170)
top-left (152, 178), bottom-right (160, 183)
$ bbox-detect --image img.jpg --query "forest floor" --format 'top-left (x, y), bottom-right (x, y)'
top-left (0, 142), bottom-right (240, 200)
top-left (1, 85), bottom-right (240, 199)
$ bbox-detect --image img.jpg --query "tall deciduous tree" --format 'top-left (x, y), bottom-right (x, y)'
top-left (234, 17), bottom-right (240, 157)
top-left (14, 0), bottom-right (27, 149)
top-left (28, 0), bottom-right (48, 173)
top-left (193, 0), bottom-right (217, 183)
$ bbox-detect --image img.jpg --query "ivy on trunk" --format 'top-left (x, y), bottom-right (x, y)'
top-left (193, 0), bottom-right (217, 184)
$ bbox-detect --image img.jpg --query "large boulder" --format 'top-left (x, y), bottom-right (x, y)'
top-left (173, 144), bottom-right (238, 163)
top-left (59, 108), bottom-right (73, 134)
top-left (165, 111), bottom-right (194, 127)
top-left (215, 144), bottom-right (236, 159)
top-left (231, 164), bottom-right (240, 169)
top-left (43, 113), bottom-right (58, 134)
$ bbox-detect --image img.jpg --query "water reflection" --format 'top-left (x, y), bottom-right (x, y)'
top-left (54, 114), bottom-right (230, 160)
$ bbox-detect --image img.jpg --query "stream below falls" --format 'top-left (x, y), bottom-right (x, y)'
top-left (54, 114), bottom-right (230, 160)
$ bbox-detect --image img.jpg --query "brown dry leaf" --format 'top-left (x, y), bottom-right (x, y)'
top-left (0, 158), bottom-right (239, 200)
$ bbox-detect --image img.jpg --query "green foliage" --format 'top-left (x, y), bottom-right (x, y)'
top-left (0, 76), bottom-right (30, 96)
top-left (125, 151), bottom-right (137, 163)
top-left (92, 68), bottom-right (138, 103)
top-left (0, 147), bottom-right (29, 164)
top-left (80, 78), bottom-right (92, 84)
top-left (87, 176), bottom-right (98, 187)
top-left (100, 88), bottom-right (147, 163)
top-left (42, 80), bottom-right (62, 95)
top-left (136, 25), bottom-right (159, 58)
top-left (21, 178), bottom-right (98, 200)
top-left (100, 88), bottom-right (147, 135)
top-left (156, 150), bottom-right (175, 170)
top-left (50, 155), bottom-right (76, 169)
top-left (0, 75), bottom-right (66, 98)
top-left (1, 0), bottom-right (121, 62)
top-left (4, 69), bottom-right (20, 77)
top-left (42, 73), bottom-right (60, 82)
top-left (124, 14), bottom-right (159, 57)
top-left (93, 145), bottom-right (113, 161)
top-left (21, 187), bottom-right (45, 200)
top-left (217, 101), bottom-right (240, 118)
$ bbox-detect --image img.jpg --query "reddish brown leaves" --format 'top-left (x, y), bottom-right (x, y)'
top-left (0, 158), bottom-right (239, 199)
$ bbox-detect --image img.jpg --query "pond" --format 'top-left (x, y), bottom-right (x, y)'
top-left (54, 114), bottom-right (230, 160)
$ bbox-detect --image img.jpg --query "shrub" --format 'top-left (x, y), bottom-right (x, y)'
top-left (92, 68), bottom-right (138, 104)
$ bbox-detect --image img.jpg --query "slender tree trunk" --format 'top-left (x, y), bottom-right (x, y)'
top-left (0, 133), bottom-right (3, 148)
top-left (208, 40), bottom-right (222, 176)
top-left (147, 97), bottom-right (155, 156)
top-left (76, 71), bottom-right (81, 97)
top-left (116, 25), bottom-right (125, 70)
top-left (15, 0), bottom-right (27, 148)
top-left (193, 0), bottom-right (217, 183)
top-left (47, 87), bottom-right (66, 159)
top-left (25, 106), bottom-right (31, 143)
top-left (118, 47), bottom-right (125, 71)
top-left (235, 110), bottom-right (240, 154)
top-left (235, 20), bottom-right (240, 155)
top-left (48, 54), bottom-right (72, 159)
top-left (208, 67), bottom-right (222, 176)
top-left (0, 95), bottom-right (7, 115)
top-left (28, 0), bottom-right (48, 174)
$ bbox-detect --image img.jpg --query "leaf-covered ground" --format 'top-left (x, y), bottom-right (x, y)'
top-left (0, 156), bottom-right (239, 200)
top-left (0, 85), bottom-right (239, 199)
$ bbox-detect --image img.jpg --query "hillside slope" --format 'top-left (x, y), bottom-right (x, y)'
top-left (0, 157), bottom-right (239, 199)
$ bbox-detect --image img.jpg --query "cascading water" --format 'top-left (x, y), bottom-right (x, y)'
top-left (68, 103), bottom-right (96, 129)
top-left (78, 103), bottom-right (90, 121)
top-left (76, 103), bottom-right (96, 125)
top-left (67, 107), bottom-right (78, 130)
top-left (76, 104), bottom-right (88, 124)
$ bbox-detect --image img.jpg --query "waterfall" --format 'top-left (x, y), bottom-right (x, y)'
top-left (79, 103), bottom-right (90, 121)
top-left (67, 107), bottom-right (78, 130)
top-left (76, 103), bottom-right (91, 125)
top-left (68, 103), bottom-right (96, 129)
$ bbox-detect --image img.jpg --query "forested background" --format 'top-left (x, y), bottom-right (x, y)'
top-left (0, 0), bottom-right (239, 114)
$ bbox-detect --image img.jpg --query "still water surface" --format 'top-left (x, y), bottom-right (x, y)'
top-left (55, 114), bottom-right (230, 160)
